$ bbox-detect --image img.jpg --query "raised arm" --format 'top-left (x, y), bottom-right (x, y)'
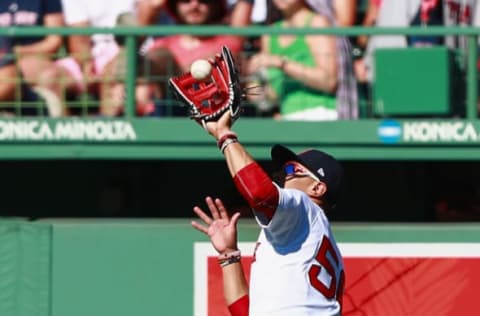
top-left (205, 112), bottom-right (279, 222)
top-left (170, 46), bottom-right (280, 222)
top-left (136, 0), bottom-right (165, 26)
top-left (229, 0), bottom-right (254, 27)
top-left (332, 0), bottom-right (357, 26)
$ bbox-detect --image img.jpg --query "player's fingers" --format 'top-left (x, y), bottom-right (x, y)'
top-left (229, 212), bottom-right (241, 227)
top-left (214, 198), bottom-right (228, 219)
top-left (191, 221), bottom-right (208, 235)
top-left (193, 206), bottom-right (212, 225)
top-left (206, 196), bottom-right (220, 220)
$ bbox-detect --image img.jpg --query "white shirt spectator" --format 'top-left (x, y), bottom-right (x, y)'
top-left (61, 0), bottom-right (136, 51)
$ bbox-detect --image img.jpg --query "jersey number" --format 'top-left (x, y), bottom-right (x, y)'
top-left (308, 236), bottom-right (345, 305)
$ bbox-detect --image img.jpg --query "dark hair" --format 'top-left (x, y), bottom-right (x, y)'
top-left (165, 0), bottom-right (228, 24)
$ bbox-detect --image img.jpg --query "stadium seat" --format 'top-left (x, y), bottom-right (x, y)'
top-left (372, 46), bottom-right (463, 117)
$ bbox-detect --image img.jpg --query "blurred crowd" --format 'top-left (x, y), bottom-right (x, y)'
top-left (0, 0), bottom-right (479, 119)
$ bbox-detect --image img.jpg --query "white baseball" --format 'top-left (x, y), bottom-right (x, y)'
top-left (190, 59), bottom-right (212, 80)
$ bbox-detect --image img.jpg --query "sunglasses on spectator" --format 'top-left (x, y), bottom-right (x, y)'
top-left (178, 0), bottom-right (214, 4)
top-left (284, 162), bottom-right (320, 182)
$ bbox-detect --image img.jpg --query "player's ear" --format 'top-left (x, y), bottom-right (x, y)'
top-left (311, 181), bottom-right (327, 200)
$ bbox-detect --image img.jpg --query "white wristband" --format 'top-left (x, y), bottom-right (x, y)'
top-left (220, 137), bottom-right (238, 154)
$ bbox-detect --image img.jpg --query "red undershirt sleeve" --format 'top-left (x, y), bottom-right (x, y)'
top-left (233, 162), bottom-right (279, 221)
top-left (228, 294), bottom-right (249, 316)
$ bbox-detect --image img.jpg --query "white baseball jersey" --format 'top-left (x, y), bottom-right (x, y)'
top-left (249, 186), bottom-right (344, 316)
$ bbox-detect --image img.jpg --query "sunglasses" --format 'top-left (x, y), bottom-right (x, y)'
top-left (284, 162), bottom-right (320, 182)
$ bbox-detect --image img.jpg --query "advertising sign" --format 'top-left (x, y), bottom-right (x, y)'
top-left (195, 242), bottom-right (480, 316)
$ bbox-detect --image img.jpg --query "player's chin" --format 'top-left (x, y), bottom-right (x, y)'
top-left (184, 14), bottom-right (209, 25)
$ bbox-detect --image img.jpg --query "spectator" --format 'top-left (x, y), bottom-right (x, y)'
top-left (98, 0), bottom-right (173, 117)
top-left (123, 0), bottom-right (176, 55)
top-left (100, 0), bottom-right (254, 117)
top-left (359, 0), bottom-right (480, 83)
top-left (37, 0), bottom-right (137, 116)
top-left (246, 0), bottom-right (358, 121)
top-left (0, 0), bottom-right (64, 116)
top-left (146, 0), bottom-right (250, 78)
top-left (308, 0), bottom-right (360, 119)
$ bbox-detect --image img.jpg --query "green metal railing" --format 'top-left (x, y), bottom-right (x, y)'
top-left (1, 25), bottom-right (479, 118)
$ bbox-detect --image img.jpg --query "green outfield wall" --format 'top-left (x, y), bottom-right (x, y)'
top-left (1, 219), bottom-right (479, 316)
top-left (3, 118), bottom-right (480, 160)
top-left (0, 25), bottom-right (478, 160)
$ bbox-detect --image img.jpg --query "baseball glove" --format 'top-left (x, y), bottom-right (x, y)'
top-left (169, 46), bottom-right (243, 129)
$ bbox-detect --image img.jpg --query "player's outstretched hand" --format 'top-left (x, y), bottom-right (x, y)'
top-left (192, 196), bottom-right (241, 255)
top-left (205, 110), bottom-right (234, 140)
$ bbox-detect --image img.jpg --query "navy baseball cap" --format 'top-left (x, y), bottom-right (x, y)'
top-left (271, 144), bottom-right (343, 205)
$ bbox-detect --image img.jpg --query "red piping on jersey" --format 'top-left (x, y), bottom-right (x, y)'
top-left (228, 294), bottom-right (249, 316)
top-left (233, 162), bottom-right (279, 221)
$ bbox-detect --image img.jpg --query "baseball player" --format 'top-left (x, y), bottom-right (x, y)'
top-left (191, 111), bottom-right (345, 315)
